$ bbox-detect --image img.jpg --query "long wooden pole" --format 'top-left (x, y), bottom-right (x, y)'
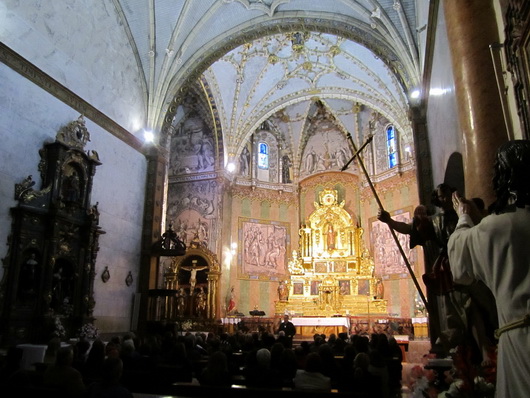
top-left (343, 132), bottom-right (429, 309)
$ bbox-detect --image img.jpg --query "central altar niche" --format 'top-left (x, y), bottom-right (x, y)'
top-left (276, 188), bottom-right (387, 317)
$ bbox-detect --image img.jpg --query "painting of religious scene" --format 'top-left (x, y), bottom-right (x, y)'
top-left (299, 127), bottom-right (358, 178)
top-left (358, 279), bottom-right (370, 296)
top-left (333, 261), bottom-right (347, 273)
top-left (240, 219), bottom-right (289, 279)
top-left (166, 180), bottom-right (218, 251)
top-left (370, 208), bottom-right (415, 278)
top-left (169, 114), bottom-right (216, 175)
top-left (315, 262), bottom-right (327, 273)
top-left (310, 280), bottom-right (321, 295)
top-left (293, 282), bottom-right (304, 295)
top-left (339, 280), bottom-right (350, 295)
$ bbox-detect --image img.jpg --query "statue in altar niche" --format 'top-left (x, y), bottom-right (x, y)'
top-left (326, 222), bottom-right (336, 250)
top-left (278, 280), bottom-right (289, 301)
top-left (276, 188), bottom-right (388, 317)
top-left (195, 287), bottom-right (207, 316)
top-left (176, 288), bottom-right (187, 316)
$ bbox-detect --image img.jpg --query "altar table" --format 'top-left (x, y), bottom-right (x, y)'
top-left (16, 344), bottom-right (48, 370)
top-left (291, 317), bottom-right (350, 337)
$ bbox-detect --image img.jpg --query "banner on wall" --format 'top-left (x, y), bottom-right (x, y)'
top-left (238, 218), bottom-right (290, 280)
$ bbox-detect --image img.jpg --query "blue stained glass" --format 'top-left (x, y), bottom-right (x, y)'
top-left (386, 126), bottom-right (397, 168)
top-left (258, 142), bottom-right (269, 169)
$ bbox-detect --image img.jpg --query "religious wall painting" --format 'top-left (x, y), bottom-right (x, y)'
top-left (333, 261), bottom-right (347, 273)
top-left (339, 280), bottom-right (350, 295)
top-left (172, 209), bottom-right (212, 249)
top-left (239, 143), bottom-right (251, 176)
top-left (315, 262), bottom-right (327, 273)
top-left (166, 180), bottom-right (219, 250)
top-left (310, 280), bottom-right (321, 295)
top-left (293, 282), bottom-right (304, 295)
top-left (167, 180), bottom-right (217, 219)
top-left (370, 208), bottom-right (415, 279)
top-left (300, 129), bottom-right (357, 178)
top-left (169, 115), bottom-right (216, 175)
top-left (239, 218), bottom-right (289, 280)
top-left (358, 279), bottom-right (370, 296)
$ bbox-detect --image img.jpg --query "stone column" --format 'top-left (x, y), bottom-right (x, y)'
top-left (444, 0), bottom-right (508, 205)
top-left (137, 144), bottom-right (168, 329)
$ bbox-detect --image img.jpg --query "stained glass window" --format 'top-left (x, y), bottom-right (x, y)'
top-left (258, 142), bottom-right (269, 169)
top-left (387, 125), bottom-right (397, 168)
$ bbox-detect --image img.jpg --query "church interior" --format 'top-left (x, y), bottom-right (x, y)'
top-left (0, 0), bottom-right (529, 396)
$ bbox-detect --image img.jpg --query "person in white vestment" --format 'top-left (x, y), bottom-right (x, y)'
top-left (448, 140), bottom-right (530, 398)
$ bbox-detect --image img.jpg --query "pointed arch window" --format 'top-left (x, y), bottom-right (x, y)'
top-left (258, 142), bottom-right (269, 169)
top-left (386, 125), bottom-right (397, 168)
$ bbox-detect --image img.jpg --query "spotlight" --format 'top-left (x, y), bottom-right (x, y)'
top-left (410, 89), bottom-right (421, 99)
top-left (226, 162), bottom-right (236, 173)
top-left (144, 130), bottom-right (154, 142)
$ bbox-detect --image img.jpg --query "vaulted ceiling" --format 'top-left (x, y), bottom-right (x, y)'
top-left (114, 0), bottom-right (428, 166)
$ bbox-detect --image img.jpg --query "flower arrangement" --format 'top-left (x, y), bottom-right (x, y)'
top-left (181, 320), bottom-right (193, 331)
top-left (408, 346), bottom-right (496, 398)
top-left (52, 316), bottom-right (66, 339)
top-left (78, 322), bottom-right (99, 340)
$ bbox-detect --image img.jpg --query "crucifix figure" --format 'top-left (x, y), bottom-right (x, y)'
top-left (180, 260), bottom-right (208, 292)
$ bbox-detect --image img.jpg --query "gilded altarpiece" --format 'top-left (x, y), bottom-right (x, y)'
top-left (275, 189), bottom-right (387, 317)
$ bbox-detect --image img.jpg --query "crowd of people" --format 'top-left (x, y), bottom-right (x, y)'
top-left (0, 328), bottom-right (405, 398)
top-left (2, 140), bottom-right (527, 398)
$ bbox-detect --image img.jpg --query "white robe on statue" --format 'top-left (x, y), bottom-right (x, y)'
top-left (447, 207), bottom-right (530, 398)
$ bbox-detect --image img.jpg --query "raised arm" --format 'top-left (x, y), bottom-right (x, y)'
top-left (377, 209), bottom-right (413, 235)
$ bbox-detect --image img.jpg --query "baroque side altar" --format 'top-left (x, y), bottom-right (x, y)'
top-left (275, 188), bottom-right (387, 317)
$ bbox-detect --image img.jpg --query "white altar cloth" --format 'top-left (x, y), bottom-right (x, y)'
top-left (292, 317), bottom-right (350, 328)
top-left (16, 344), bottom-right (48, 370)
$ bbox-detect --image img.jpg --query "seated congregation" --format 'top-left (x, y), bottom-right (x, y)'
top-left (0, 329), bottom-right (404, 398)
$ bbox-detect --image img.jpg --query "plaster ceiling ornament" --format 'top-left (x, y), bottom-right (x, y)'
top-left (225, 0), bottom-right (291, 17)
top-left (107, 1), bottom-right (423, 174)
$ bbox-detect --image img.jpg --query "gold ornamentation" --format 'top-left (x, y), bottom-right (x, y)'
top-left (56, 115), bottom-right (91, 150)
top-left (287, 251), bottom-right (304, 275)
top-left (329, 45), bottom-right (341, 56)
top-left (268, 54), bottom-right (279, 64)
top-left (277, 187), bottom-right (387, 317)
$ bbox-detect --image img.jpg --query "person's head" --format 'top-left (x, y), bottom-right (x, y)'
top-left (256, 348), bottom-right (271, 369)
top-left (304, 352), bottom-right (323, 372)
top-left (55, 346), bottom-right (74, 366)
top-left (208, 350), bottom-right (228, 373)
top-left (492, 140), bottom-right (530, 214)
top-left (431, 183), bottom-right (455, 211)
top-left (283, 314), bottom-right (290, 322)
top-left (353, 352), bottom-right (370, 371)
top-left (101, 357), bottom-right (124, 382)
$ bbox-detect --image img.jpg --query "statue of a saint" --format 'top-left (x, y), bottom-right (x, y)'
top-left (19, 253), bottom-right (39, 298)
top-left (326, 223), bottom-right (335, 250)
top-left (177, 288), bottom-right (187, 316)
top-left (375, 278), bottom-right (384, 299)
top-left (195, 287), bottom-right (207, 316)
top-left (227, 286), bottom-right (236, 314)
top-left (278, 280), bottom-right (288, 301)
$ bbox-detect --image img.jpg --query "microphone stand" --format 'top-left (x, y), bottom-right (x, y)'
top-left (342, 131), bottom-right (428, 310)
